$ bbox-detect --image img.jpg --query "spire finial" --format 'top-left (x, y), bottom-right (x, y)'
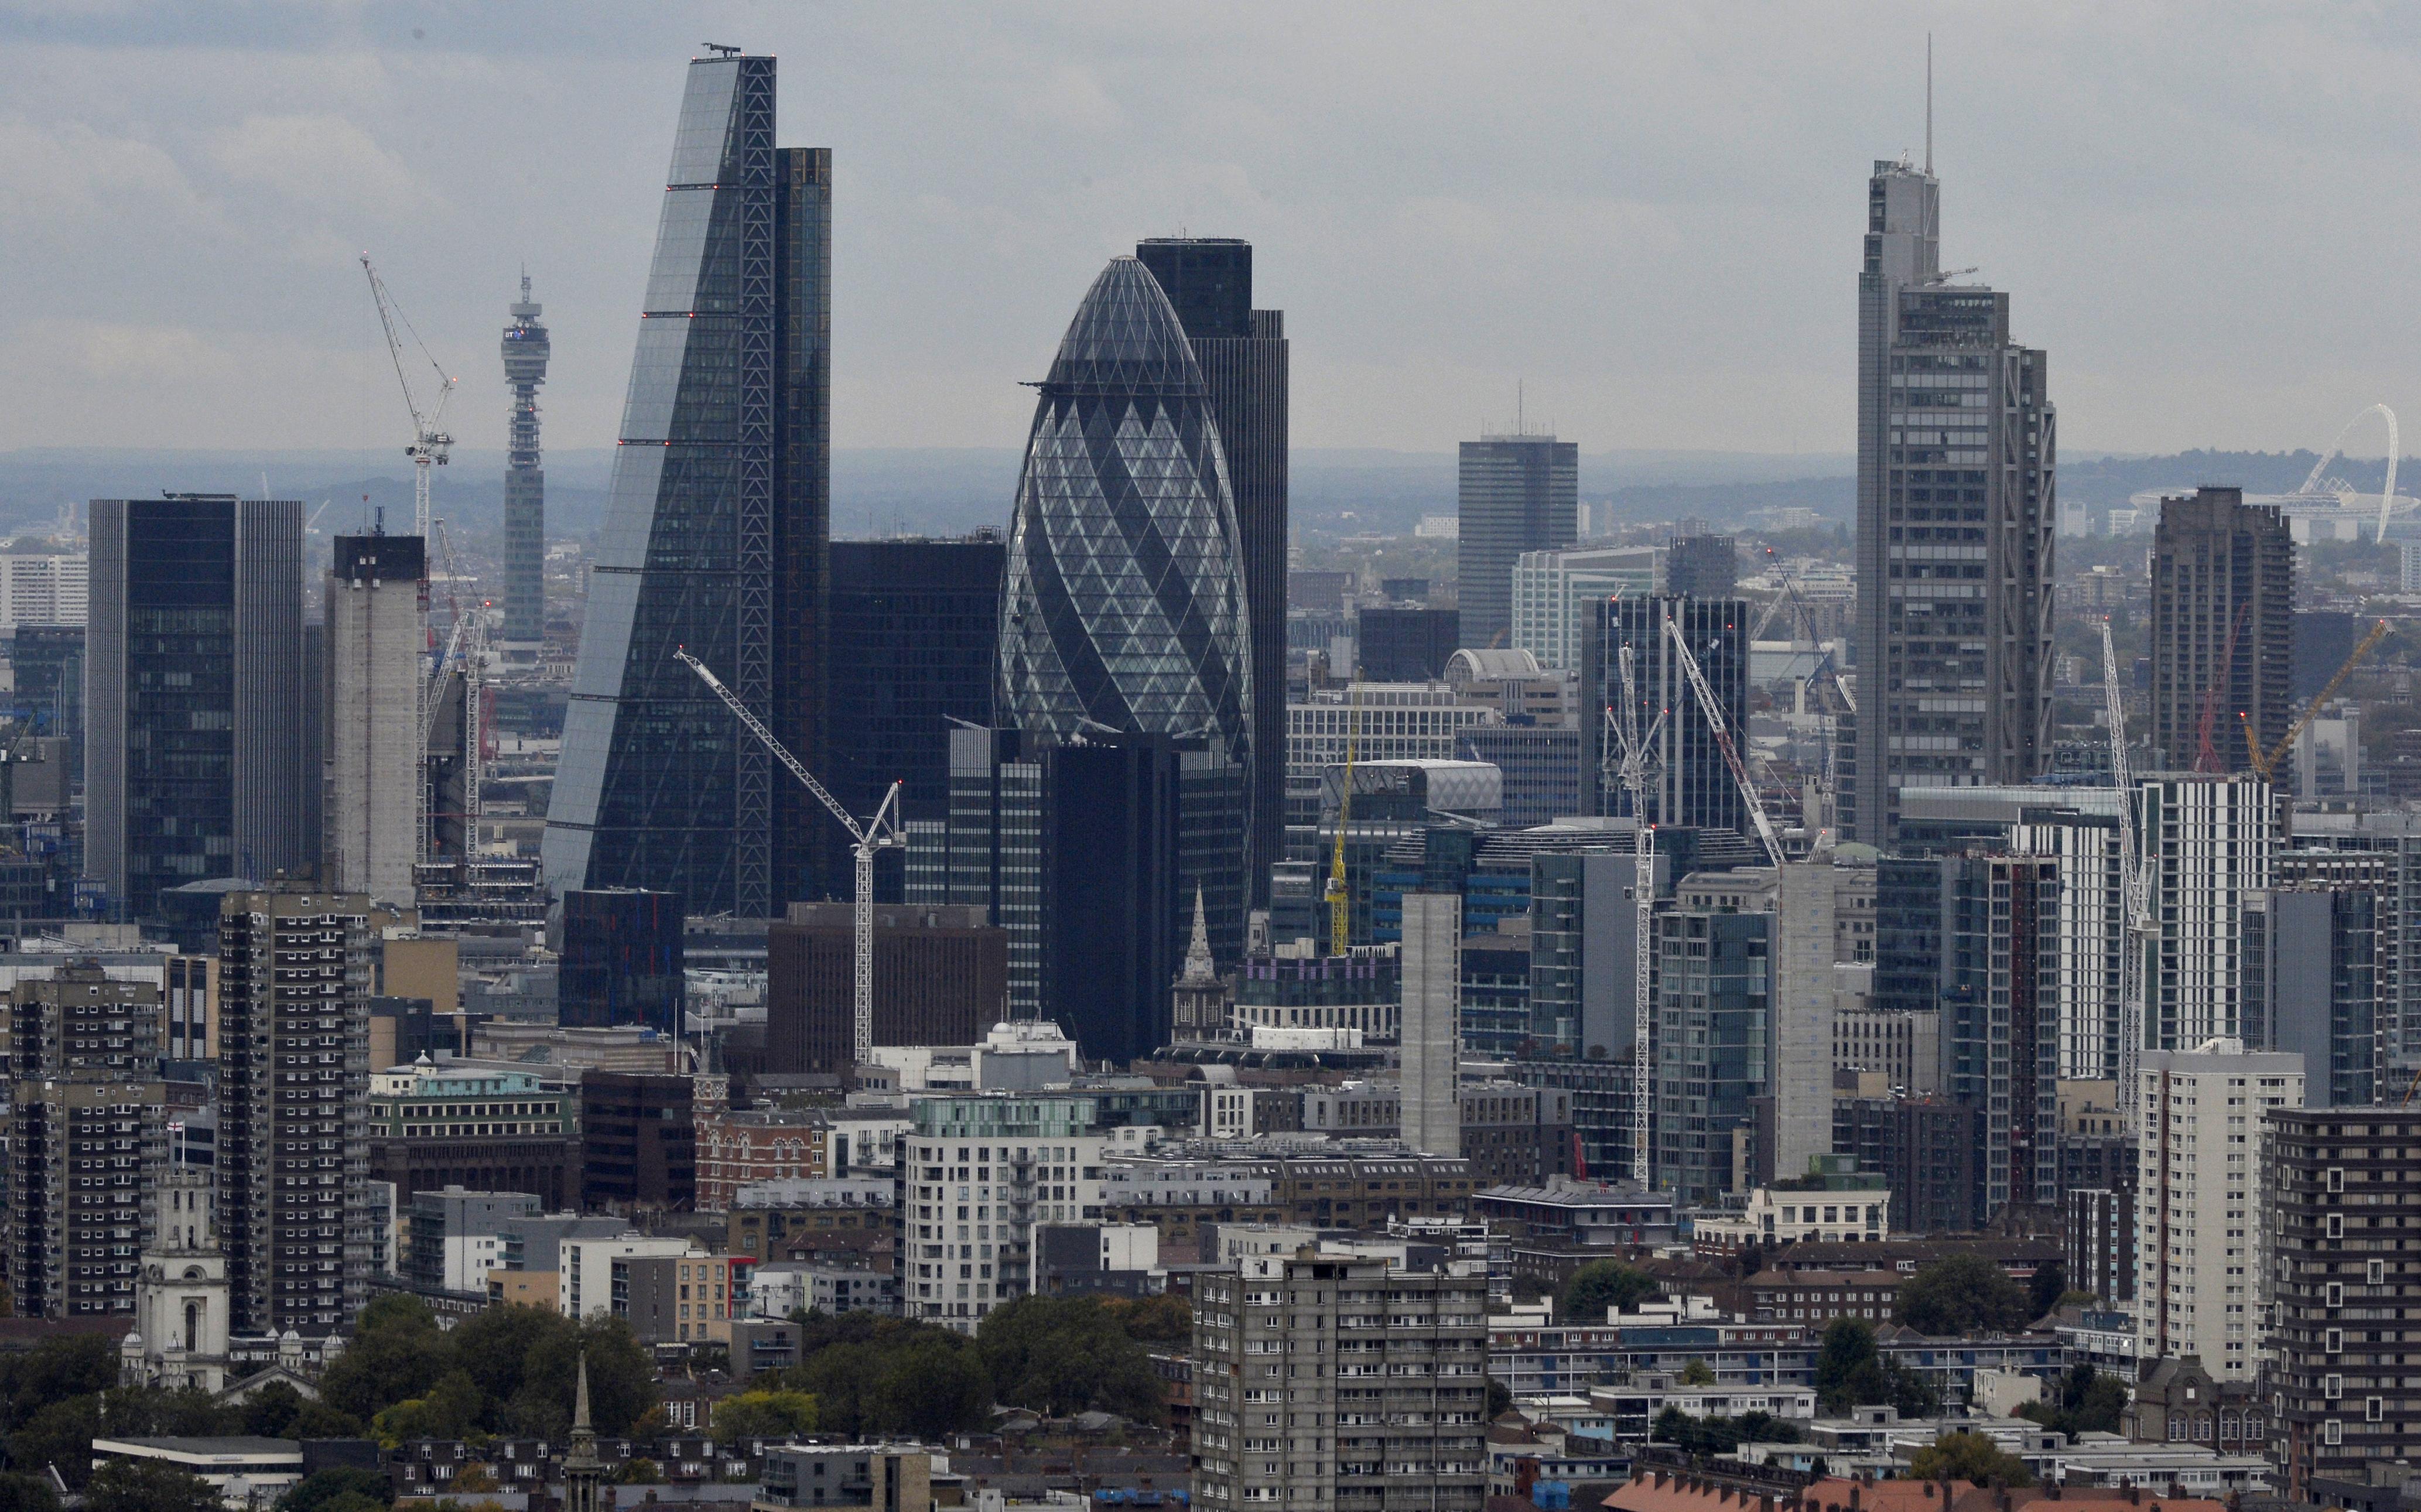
top-left (1924, 33), bottom-right (1933, 176)
top-left (1182, 886), bottom-right (1216, 983)
top-left (573, 1349), bottom-right (593, 1432)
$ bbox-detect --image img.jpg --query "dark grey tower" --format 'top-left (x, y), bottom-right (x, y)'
top-left (1136, 238), bottom-right (1287, 909)
top-left (1458, 434), bottom-right (1578, 651)
top-left (87, 494), bottom-right (307, 921)
top-left (1847, 156), bottom-right (2056, 846)
top-left (501, 273), bottom-right (550, 649)
top-left (545, 50), bottom-right (830, 918)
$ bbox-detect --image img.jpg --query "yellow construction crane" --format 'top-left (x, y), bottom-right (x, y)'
top-left (2242, 618), bottom-right (2391, 781)
top-left (1324, 680), bottom-right (1362, 956)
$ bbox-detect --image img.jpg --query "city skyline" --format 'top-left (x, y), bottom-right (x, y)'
top-left (12, 8), bottom-right (2421, 464)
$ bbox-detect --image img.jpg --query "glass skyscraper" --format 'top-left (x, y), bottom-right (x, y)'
top-left (86, 494), bottom-right (309, 921)
top-left (997, 256), bottom-right (1253, 765)
top-left (1456, 433), bottom-right (1578, 652)
top-left (545, 51), bottom-right (830, 918)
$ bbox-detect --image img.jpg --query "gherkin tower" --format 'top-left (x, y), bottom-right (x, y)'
top-left (996, 257), bottom-right (1253, 765)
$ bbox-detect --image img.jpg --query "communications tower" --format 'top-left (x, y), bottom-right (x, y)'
top-left (501, 273), bottom-right (549, 652)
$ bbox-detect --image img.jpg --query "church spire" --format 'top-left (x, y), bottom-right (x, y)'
top-left (573, 1350), bottom-right (592, 1434)
top-left (1180, 886), bottom-right (1216, 984)
top-left (563, 1350), bottom-right (603, 1512)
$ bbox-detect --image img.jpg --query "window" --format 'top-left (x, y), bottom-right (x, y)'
top-left (2324, 1420), bottom-right (2343, 1446)
top-left (2327, 1167), bottom-right (2344, 1192)
top-left (2368, 1397), bottom-right (2385, 1423)
top-left (2328, 1214), bottom-right (2345, 1239)
top-left (2327, 1282), bottom-right (2344, 1308)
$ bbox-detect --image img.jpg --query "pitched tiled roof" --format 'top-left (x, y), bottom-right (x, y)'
top-left (1605, 1472), bottom-right (2229, 1512)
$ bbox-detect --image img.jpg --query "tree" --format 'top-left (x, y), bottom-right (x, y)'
top-left (1813, 1319), bottom-right (1877, 1412)
top-left (871, 1342), bottom-right (991, 1442)
top-left (2026, 1262), bottom-right (2068, 1320)
top-left (0, 1473), bottom-right (59, 1512)
top-left (242, 1383), bottom-right (306, 1441)
top-left (82, 1459), bottom-right (223, 1512)
top-left (6, 1397), bottom-right (100, 1488)
top-left (1652, 1408), bottom-right (1803, 1458)
top-left (1557, 1261), bottom-right (1663, 1322)
top-left (447, 1305), bottom-right (567, 1429)
top-left (2015, 1364), bottom-right (2129, 1440)
top-left (317, 1294), bottom-right (456, 1424)
top-left (1678, 1359), bottom-right (1716, 1386)
top-left (1906, 1430), bottom-right (2034, 1488)
top-left (1895, 1254), bottom-right (2033, 1336)
top-left (371, 1371), bottom-right (484, 1448)
top-left (277, 1467), bottom-right (395, 1512)
top-left (1485, 1377), bottom-right (1513, 1419)
top-left (288, 1401), bottom-right (367, 1441)
top-left (708, 1391), bottom-right (819, 1445)
top-left (613, 1460), bottom-right (659, 1486)
top-left (507, 1317), bottom-right (655, 1439)
top-left (978, 1297), bottom-right (1163, 1425)
top-left (100, 1387), bottom-right (240, 1441)
top-left (0, 1335), bottom-right (116, 1443)
top-left (1099, 1294), bottom-right (1191, 1346)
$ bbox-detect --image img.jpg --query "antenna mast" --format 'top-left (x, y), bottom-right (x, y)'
top-left (1925, 33), bottom-right (1934, 175)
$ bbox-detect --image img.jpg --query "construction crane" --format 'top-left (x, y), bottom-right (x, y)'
top-left (2244, 618), bottom-right (2391, 782)
top-left (1664, 613), bottom-right (1786, 870)
top-left (1324, 681), bottom-right (1363, 956)
top-left (678, 649), bottom-right (901, 1071)
top-left (1601, 641), bottom-right (1667, 1189)
top-left (2102, 620), bottom-right (2150, 1132)
top-left (360, 254), bottom-right (456, 539)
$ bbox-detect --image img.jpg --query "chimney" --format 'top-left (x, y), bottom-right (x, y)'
top-left (1852, 1489), bottom-right (1862, 1512)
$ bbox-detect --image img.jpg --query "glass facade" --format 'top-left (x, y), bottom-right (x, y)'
top-left (1653, 908), bottom-right (1770, 1203)
top-left (547, 54), bottom-right (829, 918)
top-left (825, 535), bottom-right (1003, 901)
top-left (1457, 435), bottom-right (1578, 652)
top-left (1601, 594), bottom-right (1750, 840)
top-left (996, 257), bottom-right (1252, 776)
top-left (87, 496), bottom-right (307, 922)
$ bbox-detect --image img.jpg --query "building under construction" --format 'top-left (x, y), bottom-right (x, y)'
top-left (323, 533), bottom-right (425, 903)
top-left (2148, 486), bottom-right (2294, 772)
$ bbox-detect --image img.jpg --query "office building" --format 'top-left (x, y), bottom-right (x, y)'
top-left (1510, 544), bottom-right (1658, 672)
top-left (1653, 905), bottom-right (1773, 1202)
top-left (766, 901), bottom-right (1007, 1075)
top-left (2142, 778), bottom-right (2273, 1048)
top-left (365, 1060), bottom-right (579, 1210)
top-left (323, 533), bottom-right (425, 902)
top-left (2135, 1041), bottom-right (2302, 1383)
top-left (2265, 886), bottom-right (2378, 1108)
top-left (12, 624), bottom-right (84, 775)
top-left (1287, 683), bottom-right (1497, 779)
top-left (1356, 606), bottom-right (1459, 682)
top-left (216, 880), bottom-right (377, 1337)
top-left (1456, 724), bottom-right (1584, 830)
top-left (1830, 1092), bottom-right (1978, 1236)
top-left (996, 256), bottom-right (1254, 815)
top-left (825, 535), bottom-right (1003, 900)
top-left (1458, 433), bottom-right (1578, 652)
top-left (911, 727), bottom-right (1242, 1063)
top-left (1941, 855), bottom-right (2061, 1223)
top-left (1529, 848), bottom-right (1661, 1067)
top-left (1191, 1248), bottom-right (1489, 1511)
top-left (0, 553), bottom-right (87, 633)
top-left (1667, 532), bottom-right (1739, 600)
top-left (500, 274), bottom-right (550, 649)
top-left (1848, 157), bottom-right (2057, 846)
top-left (547, 51), bottom-right (831, 919)
top-left (1401, 892), bottom-right (1461, 1157)
top-left (558, 888), bottom-right (683, 1031)
top-left (88, 494), bottom-right (309, 921)
top-left (2011, 810), bottom-right (2126, 1080)
top-left (1770, 853), bottom-right (1841, 1184)
top-left (1137, 238), bottom-right (1288, 910)
top-left (900, 1093), bottom-right (1123, 1332)
top-left (404, 1187), bottom-right (542, 1294)
top-left (166, 953), bottom-right (216, 1062)
top-left (2265, 1106), bottom-right (2421, 1496)
top-left (580, 1072), bottom-right (696, 1212)
top-left (2149, 488), bottom-right (2293, 773)
top-left (1600, 594), bottom-right (1749, 837)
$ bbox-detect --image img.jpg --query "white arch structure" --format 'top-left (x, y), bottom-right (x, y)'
top-left (2297, 403), bottom-right (2402, 541)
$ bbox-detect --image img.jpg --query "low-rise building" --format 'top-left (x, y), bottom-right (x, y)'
top-left (91, 1437), bottom-right (303, 1508)
top-left (366, 1058), bottom-right (579, 1209)
top-left (723, 1178), bottom-right (898, 1258)
top-left (1737, 1268), bottom-right (1907, 1329)
top-left (1690, 1182), bottom-right (1892, 1253)
top-left (1473, 1178), bottom-right (1676, 1249)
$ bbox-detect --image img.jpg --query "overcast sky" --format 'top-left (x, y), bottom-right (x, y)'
top-left (6, 2), bottom-right (2420, 464)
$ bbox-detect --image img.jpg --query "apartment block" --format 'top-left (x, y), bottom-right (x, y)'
top-left (1191, 1248), bottom-right (1490, 1510)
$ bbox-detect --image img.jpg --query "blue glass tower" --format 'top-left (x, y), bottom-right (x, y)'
top-left (545, 51), bottom-right (829, 918)
top-left (997, 257), bottom-right (1253, 762)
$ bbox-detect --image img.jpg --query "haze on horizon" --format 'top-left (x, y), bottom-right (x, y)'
top-left (5, 2), bottom-right (2419, 469)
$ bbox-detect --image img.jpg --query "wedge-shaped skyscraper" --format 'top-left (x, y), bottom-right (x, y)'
top-left (545, 51), bottom-right (830, 918)
top-left (997, 258), bottom-right (1253, 763)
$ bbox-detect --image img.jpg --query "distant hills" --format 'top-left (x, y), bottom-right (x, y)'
top-left (0, 443), bottom-right (2396, 543)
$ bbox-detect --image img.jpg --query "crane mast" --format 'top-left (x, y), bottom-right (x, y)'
top-left (678, 649), bottom-right (900, 1070)
top-left (2102, 620), bottom-right (2149, 1130)
top-left (1325, 682), bottom-right (1362, 956)
top-left (1663, 613), bottom-right (1786, 870)
top-left (359, 255), bottom-right (456, 539)
top-left (1603, 637), bottom-right (1667, 1189)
